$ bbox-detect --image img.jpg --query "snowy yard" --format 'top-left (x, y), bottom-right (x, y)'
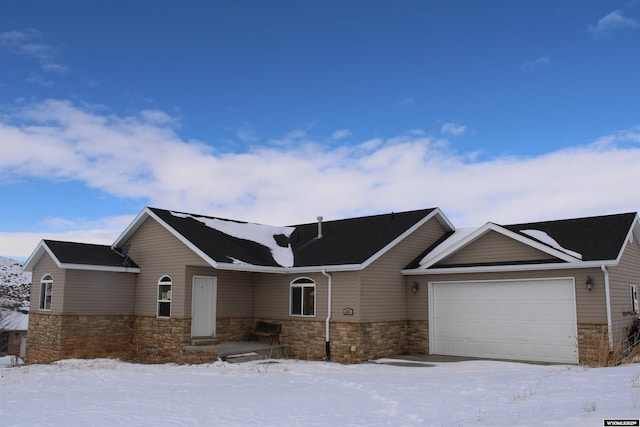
top-left (1, 357), bottom-right (639, 426)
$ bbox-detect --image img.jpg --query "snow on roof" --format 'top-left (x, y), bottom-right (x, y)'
top-left (170, 212), bottom-right (296, 267)
top-left (520, 229), bottom-right (582, 260)
top-left (418, 227), bottom-right (476, 266)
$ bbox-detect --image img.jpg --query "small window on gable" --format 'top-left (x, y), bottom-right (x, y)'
top-left (631, 285), bottom-right (639, 314)
top-left (157, 276), bottom-right (172, 318)
top-left (39, 274), bottom-right (53, 311)
top-left (290, 277), bottom-right (315, 317)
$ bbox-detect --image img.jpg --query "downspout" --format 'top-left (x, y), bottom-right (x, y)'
top-left (322, 269), bottom-right (332, 361)
top-left (601, 265), bottom-right (614, 352)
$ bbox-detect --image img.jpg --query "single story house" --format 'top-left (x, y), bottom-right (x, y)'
top-left (23, 207), bottom-right (640, 364)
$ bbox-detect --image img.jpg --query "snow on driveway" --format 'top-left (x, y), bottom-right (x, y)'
top-left (1, 357), bottom-right (639, 426)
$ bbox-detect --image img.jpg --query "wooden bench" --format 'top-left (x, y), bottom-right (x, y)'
top-left (249, 321), bottom-right (282, 345)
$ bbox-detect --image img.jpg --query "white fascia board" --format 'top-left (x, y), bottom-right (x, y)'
top-left (431, 207), bottom-right (456, 232)
top-left (418, 222), bottom-right (581, 270)
top-left (111, 206), bottom-right (152, 250)
top-left (22, 240), bottom-right (141, 273)
top-left (402, 259), bottom-right (618, 275)
top-left (57, 263), bottom-right (141, 273)
top-left (213, 262), bottom-right (363, 274)
top-left (360, 208), bottom-right (455, 270)
top-left (143, 208), bottom-right (221, 270)
top-left (622, 214), bottom-right (640, 263)
top-left (22, 240), bottom-right (51, 272)
top-left (492, 225), bottom-right (582, 262)
top-left (418, 222), bottom-right (494, 269)
top-left (610, 214), bottom-right (640, 265)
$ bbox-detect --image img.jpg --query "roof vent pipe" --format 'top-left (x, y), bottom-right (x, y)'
top-left (317, 216), bottom-right (323, 239)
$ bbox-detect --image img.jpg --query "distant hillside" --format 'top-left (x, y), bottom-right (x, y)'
top-left (0, 257), bottom-right (31, 330)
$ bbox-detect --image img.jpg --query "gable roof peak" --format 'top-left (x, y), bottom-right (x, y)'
top-left (23, 239), bottom-right (139, 272)
top-left (117, 205), bottom-right (450, 272)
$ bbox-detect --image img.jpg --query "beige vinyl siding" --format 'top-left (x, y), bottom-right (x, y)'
top-left (361, 218), bottom-right (449, 321)
top-left (63, 270), bottom-right (136, 315)
top-left (436, 231), bottom-right (557, 266)
top-left (31, 253), bottom-right (65, 313)
top-left (410, 268), bottom-right (607, 324)
top-left (126, 217), bottom-right (208, 317)
top-left (607, 237), bottom-right (640, 340)
top-left (186, 266), bottom-right (254, 318)
top-left (330, 271), bottom-right (361, 321)
top-left (240, 271), bottom-right (361, 321)
top-left (254, 272), bottom-right (328, 320)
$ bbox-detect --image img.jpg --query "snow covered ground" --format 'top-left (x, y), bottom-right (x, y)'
top-left (1, 357), bottom-right (639, 426)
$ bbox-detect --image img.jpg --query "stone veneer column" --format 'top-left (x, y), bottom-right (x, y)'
top-left (577, 323), bottom-right (610, 365)
top-left (406, 320), bottom-right (429, 355)
top-left (25, 312), bottom-right (63, 363)
top-left (133, 316), bottom-right (191, 356)
top-left (280, 319), bottom-right (326, 360)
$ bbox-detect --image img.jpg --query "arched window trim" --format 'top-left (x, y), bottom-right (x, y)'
top-left (290, 277), bottom-right (316, 317)
top-left (157, 275), bottom-right (173, 318)
top-left (39, 274), bottom-right (53, 311)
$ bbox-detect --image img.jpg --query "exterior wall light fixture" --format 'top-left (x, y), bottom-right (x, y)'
top-left (412, 281), bottom-right (420, 294)
top-left (586, 276), bottom-right (594, 292)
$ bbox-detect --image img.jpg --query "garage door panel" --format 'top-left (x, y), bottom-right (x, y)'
top-left (430, 279), bottom-right (578, 364)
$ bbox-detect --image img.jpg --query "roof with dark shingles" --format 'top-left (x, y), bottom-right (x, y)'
top-left (289, 209), bottom-right (436, 266)
top-left (504, 212), bottom-right (636, 261)
top-left (149, 207), bottom-right (436, 268)
top-left (44, 240), bottom-right (138, 268)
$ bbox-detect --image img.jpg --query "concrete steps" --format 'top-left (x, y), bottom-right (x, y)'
top-left (223, 352), bottom-right (266, 363)
top-left (180, 340), bottom-right (290, 363)
top-left (189, 337), bottom-right (219, 346)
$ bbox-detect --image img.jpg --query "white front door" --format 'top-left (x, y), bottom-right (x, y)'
top-left (191, 276), bottom-right (217, 337)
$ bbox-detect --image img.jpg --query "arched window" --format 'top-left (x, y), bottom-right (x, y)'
top-left (39, 274), bottom-right (53, 311)
top-left (290, 277), bottom-right (315, 316)
top-left (157, 275), bottom-right (172, 318)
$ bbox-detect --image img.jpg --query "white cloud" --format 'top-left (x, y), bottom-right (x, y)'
top-left (140, 110), bottom-right (175, 125)
top-left (0, 214), bottom-right (136, 261)
top-left (441, 122), bottom-right (467, 136)
top-left (397, 98), bottom-right (416, 107)
top-left (235, 124), bottom-right (258, 142)
top-left (331, 129), bottom-right (351, 140)
top-left (40, 62), bottom-right (69, 74)
top-left (1, 100), bottom-right (639, 259)
top-left (589, 10), bottom-right (639, 35)
top-left (0, 29), bottom-right (68, 74)
top-left (520, 57), bottom-right (551, 72)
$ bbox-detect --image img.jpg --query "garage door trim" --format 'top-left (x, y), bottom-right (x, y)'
top-left (428, 277), bottom-right (579, 363)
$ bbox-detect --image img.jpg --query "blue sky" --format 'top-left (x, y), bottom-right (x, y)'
top-left (1, 1), bottom-right (639, 260)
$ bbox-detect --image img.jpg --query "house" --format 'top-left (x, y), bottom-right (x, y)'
top-left (23, 207), bottom-right (640, 364)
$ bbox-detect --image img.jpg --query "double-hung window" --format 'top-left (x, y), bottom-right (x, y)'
top-left (631, 285), bottom-right (639, 314)
top-left (39, 274), bottom-right (53, 310)
top-left (290, 277), bottom-right (315, 316)
top-left (157, 276), bottom-right (172, 318)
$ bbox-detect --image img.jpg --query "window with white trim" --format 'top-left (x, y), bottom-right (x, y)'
top-left (157, 276), bottom-right (172, 318)
top-left (290, 277), bottom-right (315, 316)
top-left (39, 274), bottom-right (53, 311)
top-left (631, 285), bottom-right (639, 314)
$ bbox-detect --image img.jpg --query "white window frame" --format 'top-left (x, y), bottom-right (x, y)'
top-left (39, 274), bottom-right (53, 311)
top-left (631, 285), bottom-right (639, 314)
top-left (290, 277), bottom-right (316, 317)
top-left (157, 275), bottom-right (173, 318)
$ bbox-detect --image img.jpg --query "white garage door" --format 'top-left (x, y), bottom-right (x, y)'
top-left (430, 278), bottom-right (578, 364)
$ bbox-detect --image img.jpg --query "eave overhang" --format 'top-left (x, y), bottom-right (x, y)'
top-left (402, 259), bottom-right (618, 275)
top-left (120, 206), bottom-right (455, 274)
top-left (23, 240), bottom-right (140, 273)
